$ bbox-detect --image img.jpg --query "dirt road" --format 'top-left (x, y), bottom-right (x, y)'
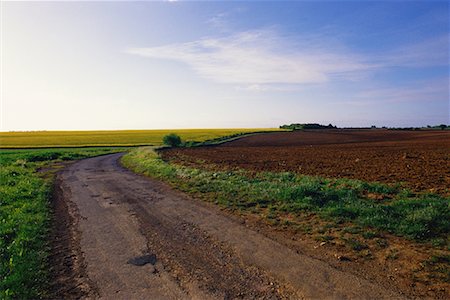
top-left (51, 153), bottom-right (406, 299)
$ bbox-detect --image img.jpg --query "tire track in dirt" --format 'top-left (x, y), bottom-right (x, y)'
top-left (53, 153), bottom-right (406, 299)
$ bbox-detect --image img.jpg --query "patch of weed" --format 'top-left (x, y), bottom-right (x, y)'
top-left (387, 249), bottom-right (400, 260)
top-left (375, 238), bottom-right (389, 249)
top-left (362, 231), bottom-right (378, 239)
top-left (343, 226), bottom-right (363, 234)
top-left (424, 255), bottom-right (450, 282)
top-left (315, 235), bottom-right (335, 242)
top-left (344, 238), bottom-right (369, 251)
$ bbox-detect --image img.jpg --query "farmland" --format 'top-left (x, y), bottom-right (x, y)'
top-left (121, 129), bottom-right (450, 296)
top-left (162, 129), bottom-right (450, 195)
top-left (123, 134), bottom-right (450, 297)
top-left (0, 129), bottom-right (277, 298)
top-left (2, 129), bottom-right (449, 298)
top-left (0, 128), bottom-right (281, 148)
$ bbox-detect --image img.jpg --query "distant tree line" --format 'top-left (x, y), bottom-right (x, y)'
top-left (279, 123), bottom-right (337, 130)
top-left (427, 124), bottom-right (449, 130)
top-left (280, 123), bottom-right (449, 131)
top-left (388, 124), bottom-right (449, 131)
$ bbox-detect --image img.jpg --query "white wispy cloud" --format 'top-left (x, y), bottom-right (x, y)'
top-left (126, 29), bottom-right (448, 87)
top-left (127, 29), bottom-right (373, 85)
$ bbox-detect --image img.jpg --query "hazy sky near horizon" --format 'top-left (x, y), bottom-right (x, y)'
top-left (2, 1), bottom-right (449, 130)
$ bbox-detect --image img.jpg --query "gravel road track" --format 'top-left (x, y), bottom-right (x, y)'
top-left (51, 153), bottom-right (406, 299)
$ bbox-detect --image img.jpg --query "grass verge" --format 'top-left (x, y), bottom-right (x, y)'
top-left (123, 147), bottom-right (450, 287)
top-left (0, 147), bottom-right (127, 299)
top-left (122, 147), bottom-right (449, 243)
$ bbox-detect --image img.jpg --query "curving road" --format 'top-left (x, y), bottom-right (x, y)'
top-left (53, 153), bottom-right (405, 299)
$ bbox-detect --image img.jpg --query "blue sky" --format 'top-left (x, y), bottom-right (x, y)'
top-left (2, 1), bottom-right (449, 130)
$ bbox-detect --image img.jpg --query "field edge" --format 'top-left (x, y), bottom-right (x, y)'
top-left (121, 147), bottom-right (450, 298)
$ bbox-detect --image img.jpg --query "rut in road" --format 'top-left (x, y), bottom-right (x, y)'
top-left (53, 153), bottom-right (405, 299)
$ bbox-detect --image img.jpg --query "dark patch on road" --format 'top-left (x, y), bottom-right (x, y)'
top-left (127, 254), bottom-right (157, 266)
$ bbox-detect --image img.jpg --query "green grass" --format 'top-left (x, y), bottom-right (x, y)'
top-left (122, 147), bottom-right (450, 242)
top-left (0, 147), bottom-right (127, 299)
top-left (426, 254), bottom-right (450, 282)
top-left (0, 128), bottom-right (282, 148)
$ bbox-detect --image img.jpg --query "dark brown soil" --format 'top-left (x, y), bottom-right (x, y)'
top-left (161, 129), bottom-right (450, 195)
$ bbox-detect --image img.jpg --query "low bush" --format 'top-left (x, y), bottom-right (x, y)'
top-left (162, 134), bottom-right (182, 147)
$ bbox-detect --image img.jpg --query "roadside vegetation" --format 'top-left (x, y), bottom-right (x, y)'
top-left (123, 148), bottom-right (449, 242)
top-left (163, 133), bottom-right (183, 147)
top-left (0, 128), bottom-right (282, 148)
top-left (122, 147), bottom-right (450, 284)
top-left (0, 147), bottom-right (127, 299)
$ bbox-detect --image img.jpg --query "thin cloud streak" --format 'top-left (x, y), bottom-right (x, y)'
top-left (127, 30), bottom-right (374, 85)
top-left (127, 29), bottom-right (449, 87)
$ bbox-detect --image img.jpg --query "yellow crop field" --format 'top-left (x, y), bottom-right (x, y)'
top-left (0, 129), bottom-right (282, 148)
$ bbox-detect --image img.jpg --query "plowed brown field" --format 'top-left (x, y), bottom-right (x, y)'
top-left (161, 130), bottom-right (450, 195)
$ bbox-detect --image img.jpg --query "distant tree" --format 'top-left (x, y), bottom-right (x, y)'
top-left (280, 123), bottom-right (337, 130)
top-left (439, 124), bottom-right (447, 130)
top-left (163, 133), bottom-right (182, 147)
